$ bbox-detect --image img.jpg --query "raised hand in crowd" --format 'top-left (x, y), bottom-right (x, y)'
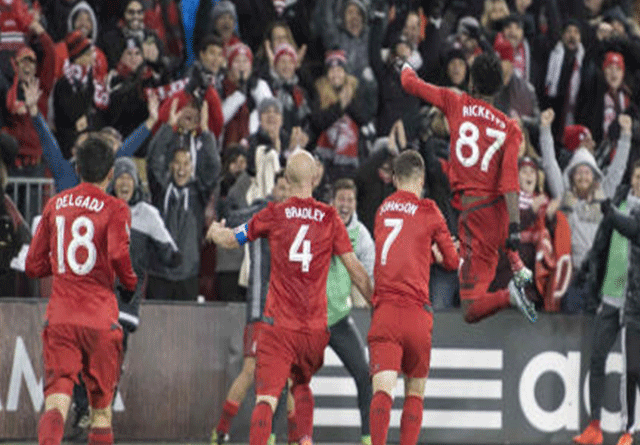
top-left (22, 78), bottom-right (41, 117)
top-left (619, 114), bottom-right (632, 135)
top-left (28, 11), bottom-right (45, 35)
top-left (540, 108), bottom-right (555, 128)
top-left (168, 98), bottom-right (180, 128)
top-left (145, 92), bottom-right (160, 129)
top-left (200, 100), bottom-right (209, 132)
top-left (289, 126), bottom-right (309, 152)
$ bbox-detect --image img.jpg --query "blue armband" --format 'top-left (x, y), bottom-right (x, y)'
top-left (234, 223), bottom-right (249, 246)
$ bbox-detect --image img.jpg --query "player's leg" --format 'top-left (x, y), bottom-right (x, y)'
top-left (251, 325), bottom-right (294, 445)
top-left (83, 325), bottom-right (124, 445)
top-left (289, 329), bottom-right (331, 445)
top-left (368, 304), bottom-right (403, 445)
top-left (286, 380), bottom-right (298, 445)
top-left (398, 307), bottom-right (432, 445)
top-left (39, 324), bottom-right (82, 445)
top-left (617, 324), bottom-right (640, 445)
top-left (574, 303), bottom-right (620, 445)
top-left (329, 315), bottom-right (372, 445)
top-left (459, 203), bottom-right (535, 323)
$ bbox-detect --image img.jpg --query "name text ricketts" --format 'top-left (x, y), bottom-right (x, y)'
top-left (285, 206), bottom-right (325, 222)
top-left (462, 105), bottom-right (507, 129)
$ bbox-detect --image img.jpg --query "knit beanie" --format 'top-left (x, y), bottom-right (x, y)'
top-left (211, 0), bottom-right (237, 24)
top-left (66, 30), bottom-right (92, 62)
top-left (227, 42), bottom-right (253, 68)
top-left (113, 157), bottom-right (139, 189)
top-left (273, 43), bottom-right (297, 66)
top-left (563, 125), bottom-right (591, 152)
top-left (603, 51), bottom-right (625, 72)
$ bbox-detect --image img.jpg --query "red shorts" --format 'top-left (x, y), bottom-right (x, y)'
top-left (243, 321), bottom-right (265, 358)
top-left (367, 302), bottom-right (433, 378)
top-left (254, 323), bottom-right (330, 397)
top-left (42, 323), bottom-right (123, 409)
top-left (458, 197), bottom-right (508, 300)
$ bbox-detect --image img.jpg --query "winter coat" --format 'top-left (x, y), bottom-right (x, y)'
top-left (146, 123), bottom-right (220, 281)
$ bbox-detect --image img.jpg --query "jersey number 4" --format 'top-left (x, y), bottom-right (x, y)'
top-left (455, 121), bottom-right (506, 172)
top-left (289, 224), bottom-right (313, 273)
top-left (55, 216), bottom-right (97, 275)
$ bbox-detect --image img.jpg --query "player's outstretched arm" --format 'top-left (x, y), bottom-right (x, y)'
top-left (432, 211), bottom-right (459, 271)
top-left (206, 219), bottom-right (241, 249)
top-left (340, 251), bottom-right (373, 304)
top-left (399, 63), bottom-right (448, 110)
top-left (25, 208), bottom-right (52, 279)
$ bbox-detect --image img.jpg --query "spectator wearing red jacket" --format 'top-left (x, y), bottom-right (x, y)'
top-left (2, 16), bottom-right (55, 172)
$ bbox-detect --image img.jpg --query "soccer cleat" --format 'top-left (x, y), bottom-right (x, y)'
top-left (512, 265), bottom-right (533, 288)
top-left (210, 430), bottom-right (229, 445)
top-left (299, 435), bottom-right (313, 445)
top-left (361, 435), bottom-right (372, 445)
top-left (572, 420), bottom-right (603, 445)
top-left (508, 279), bottom-right (537, 323)
top-left (616, 433), bottom-right (633, 445)
top-left (268, 434), bottom-right (276, 445)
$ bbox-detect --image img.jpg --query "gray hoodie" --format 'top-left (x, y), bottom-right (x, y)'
top-left (67, 1), bottom-right (98, 43)
top-left (540, 124), bottom-right (631, 267)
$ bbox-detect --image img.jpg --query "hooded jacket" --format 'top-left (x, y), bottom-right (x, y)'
top-left (109, 157), bottom-right (181, 330)
top-left (147, 123), bottom-right (221, 281)
top-left (540, 123), bottom-right (631, 268)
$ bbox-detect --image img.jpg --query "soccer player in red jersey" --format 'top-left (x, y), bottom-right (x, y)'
top-left (400, 54), bottom-right (536, 323)
top-left (206, 151), bottom-right (374, 445)
top-left (367, 150), bottom-right (459, 445)
top-left (25, 137), bottom-right (137, 445)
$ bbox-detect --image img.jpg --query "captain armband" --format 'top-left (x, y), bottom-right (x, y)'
top-left (234, 223), bottom-right (249, 246)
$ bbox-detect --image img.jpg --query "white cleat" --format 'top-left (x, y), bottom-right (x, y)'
top-left (508, 279), bottom-right (537, 323)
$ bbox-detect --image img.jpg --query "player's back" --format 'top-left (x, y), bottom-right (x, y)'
top-left (443, 92), bottom-right (521, 197)
top-left (373, 191), bottom-right (455, 308)
top-left (30, 182), bottom-right (133, 328)
top-left (249, 196), bottom-right (352, 332)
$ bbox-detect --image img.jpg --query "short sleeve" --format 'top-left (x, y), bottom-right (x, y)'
top-left (332, 211), bottom-right (353, 256)
top-left (247, 203), bottom-right (275, 241)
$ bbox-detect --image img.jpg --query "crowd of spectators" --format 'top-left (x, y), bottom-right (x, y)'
top-left (0, 0), bottom-right (639, 314)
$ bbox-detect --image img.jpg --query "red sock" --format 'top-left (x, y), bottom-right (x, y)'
top-left (250, 402), bottom-right (273, 445)
top-left (217, 399), bottom-right (240, 434)
top-left (292, 384), bottom-right (314, 439)
top-left (370, 391), bottom-right (393, 445)
top-left (463, 290), bottom-right (510, 323)
top-left (88, 427), bottom-right (113, 445)
top-left (38, 409), bottom-right (65, 445)
top-left (399, 396), bottom-right (423, 445)
top-left (287, 411), bottom-right (299, 443)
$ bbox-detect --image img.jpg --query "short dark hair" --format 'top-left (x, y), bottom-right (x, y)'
top-left (470, 53), bottom-right (503, 97)
top-left (393, 150), bottom-right (424, 181)
top-left (76, 136), bottom-right (115, 183)
top-left (199, 34), bottom-right (224, 55)
top-left (333, 178), bottom-right (357, 198)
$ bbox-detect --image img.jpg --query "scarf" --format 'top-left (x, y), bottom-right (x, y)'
top-left (513, 40), bottom-right (530, 82)
top-left (603, 89), bottom-right (630, 137)
top-left (63, 60), bottom-right (92, 90)
top-left (163, 182), bottom-right (189, 215)
top-left (545, 41), bottom-right (584, 104)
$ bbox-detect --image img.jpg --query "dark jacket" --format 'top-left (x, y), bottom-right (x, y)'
top-left (354, 146), bottom-right (395, 233)
top-left (146, 123), bottom-right (220, 281)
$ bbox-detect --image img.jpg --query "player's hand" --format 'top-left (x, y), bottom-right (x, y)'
top-left (117, 285), bottom-right (135, 304)
top-left (206, 218), bottom-right (227, 243)
top-left (505, 222), bottom-right (520, 251)
top-left (506, 249), bottom-right (533, 286)
top-left (431, 243), bottom-right (443, 264)
top-left (540, 108), bottom-right (555, 128)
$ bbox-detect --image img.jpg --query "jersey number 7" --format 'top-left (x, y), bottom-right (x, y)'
top-left (455, 121), bottom-right (506, 172)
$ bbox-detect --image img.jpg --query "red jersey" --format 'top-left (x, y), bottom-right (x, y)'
top-left (373, 191), bottom-right (459, 308)
top-left (401, 68), bottom-right (521, 197)
top-left (246, 196), bottom-right (353, 332)
top-left (25, 182), bottom-right (137, 329)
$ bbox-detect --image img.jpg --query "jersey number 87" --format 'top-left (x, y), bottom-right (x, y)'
top-left (455, 121), bottom-right (506, 172)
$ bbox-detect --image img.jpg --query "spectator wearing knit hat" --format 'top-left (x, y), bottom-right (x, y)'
top-left (493, 32), bottom-right (540, 131)
top-left (1, 15), bottom-right (55, 173)
top-left (266, 42), bottom-right (311, 135)
top-left (501, 14), bottom-right (534, 84)
top-left (310, 50), bottom-right (370, 183)
top-left (194, 0), bottom-right (240, 55)
top-left (99, 0), bottom-right (167, 76)
top-left (447, 16), bottom-right (491, 64)
top-left (576, 51), bottom-right (636, 144)
top-left (53, 30), bottom-right (99, 159)
top-left (221, 42), bottom-right (273, 151)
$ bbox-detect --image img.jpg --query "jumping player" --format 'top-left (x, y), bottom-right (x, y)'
top-left (400, 55), bottom-right (536, 323)
top-left (25, 137), bottom-right (137, 445)
top-left (368, 150), bottom-right (459, 445)
top-left (206, 151), bottom-right (373, 445)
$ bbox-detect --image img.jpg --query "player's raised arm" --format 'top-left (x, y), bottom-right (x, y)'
top-left (399, 62), bottom-right (449, 111)
top-left (108, 203), bottom-right (138, 291)
top-left (25, 206), bottom-right (53, 278)
top-left (340, 251), bottom-right (373, 304)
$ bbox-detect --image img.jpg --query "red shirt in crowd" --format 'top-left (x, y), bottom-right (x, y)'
top-left (246, 196), bottom-right (353, 331)
top-left (373, 190), bottom-right (459, 308)
top-left (401, 68), bottom-right (521, 197)
top-left (25, 182), bottom-right (137, 329)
